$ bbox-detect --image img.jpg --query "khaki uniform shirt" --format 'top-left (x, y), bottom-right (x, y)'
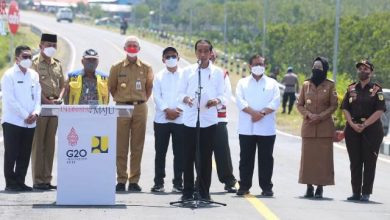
top-left (32, 54), bottom-right (65, 98)
top-left (297, 79), bottom-right (338, 137)
top-left (281, 73), bottom-right (299, 93)
top-left (108, 57), bottom-right (153, 102)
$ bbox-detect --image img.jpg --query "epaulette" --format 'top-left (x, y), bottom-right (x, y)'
top-left (53, 58), bottom-right (61, 63)
top-left (348, 82), bottom-right (357, 92)
top-left (371, 83), bottom-right (381, 96)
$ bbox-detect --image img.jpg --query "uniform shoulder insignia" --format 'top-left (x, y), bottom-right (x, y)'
top-left (348, 82), bottom-right (357, 92)
top-left (325, 78), bottom-right (334, 82)
top-left (371, 84), bottom-right (381, 97)
top-left (112, 60), bottom-right (124, 68)
top-left (374, 82), bottom-right (382, 88)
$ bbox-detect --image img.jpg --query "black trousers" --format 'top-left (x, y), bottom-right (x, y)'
top-left (2, 122), bottom-right (35, 187)
top-left (344, 121), bottom-right (383, 195)
top-left (282, 92), bottom-right (296, 113)
top-left (238, 134), bottom-right (276, 191)
top-left (153, 122), bottom-right (184, 186)
top-left (213, 122), bottom-right (236, 186)
top-left (183, 124), bottom-right (216, 198)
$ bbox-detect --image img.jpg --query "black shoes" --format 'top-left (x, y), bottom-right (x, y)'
top-left (151, 184), bottom-right (165, 192)
top-left (5, 183), bottom-right (32, 192)
top-left (236, 188), bottom-right (250, 196)
top-left (172, 185), bottom-right (183, 193)
top-left (224, 184), bottom-right (237, 193)
top-left (314, 186), bottom-right (323, 198)
top-left (115, 183), bottom-right (126, 192)
top-left (261, 190), bottom-right (274, 197)
top-left (304, 184), bottom-right (314, 198)
top-left (19, 184), bottom-right (33, 191)
top-left (360, 194), bottom-right (370, 202)
top-left (347, 194), bottom-right (361, 201)
top-left (181, 194), bottom-right (193, 201)
top-left (33, 183), bottom-right (56, 190)
top-left (128, 183), bottom-right (142, 192)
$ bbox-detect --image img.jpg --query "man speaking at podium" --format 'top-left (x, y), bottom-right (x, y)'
top-left (178, 40), bottom-right (225, 201)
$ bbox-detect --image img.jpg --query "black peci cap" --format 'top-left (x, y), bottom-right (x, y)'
top-left (41, 33), bottom-right (57, 43)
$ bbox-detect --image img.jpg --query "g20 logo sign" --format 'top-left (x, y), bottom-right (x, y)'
top-left (66, 149), bottom-right (87, 158)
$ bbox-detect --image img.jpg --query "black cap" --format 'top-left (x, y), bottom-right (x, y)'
top-left (356, 59), bottom-right (374, 71)
top-left (162, 46), bottom-right (178, 56)
top-left (41, 33), bottom-right (57, 43)
top-left (82, 49), bottom-right (99, 59)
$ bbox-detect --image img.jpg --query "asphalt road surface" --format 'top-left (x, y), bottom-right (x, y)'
top-left (0, 11), bottom-right (389, 220)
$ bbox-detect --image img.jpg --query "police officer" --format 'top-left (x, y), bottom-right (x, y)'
top-left (281, 66), bottom-right (299, 114)
top-left (31, 33), bottom-right (65, 190)
top-left (66, 49), bottom-right (109, 105)
top-left (108, 36), bottom-right (154, 192)
top-left (341, 59), bottom-right (386, 202)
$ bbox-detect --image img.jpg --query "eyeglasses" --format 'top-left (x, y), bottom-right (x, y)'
top-left (21, 55), bottom-right (32, 59)
top-left (165, 55), bottom-right (177, 59)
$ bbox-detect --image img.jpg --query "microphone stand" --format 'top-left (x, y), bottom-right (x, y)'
top-left (170, 60), bottom-right (226, 208)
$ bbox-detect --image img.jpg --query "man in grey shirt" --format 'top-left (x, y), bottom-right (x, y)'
top-left (281, 67), bottom-right (299, 114)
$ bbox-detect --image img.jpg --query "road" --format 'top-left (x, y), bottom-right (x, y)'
top-left (0, 11), bottom-right (390, 220)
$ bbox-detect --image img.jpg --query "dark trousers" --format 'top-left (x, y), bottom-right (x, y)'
top-left (153, 122), bottom-right (184, 186)
top-left (238, 134), bottom-right (276, 191)
top-left (344, 122), bottom-right (383, 195)
top-left (2, 122), bottom-right (35, 187)
top-left (282, 92), bottom-right (296, 113)
top-left (183, 125), bottom-right (216, 198)
top-left (213, 122), bottom-right (236, 186)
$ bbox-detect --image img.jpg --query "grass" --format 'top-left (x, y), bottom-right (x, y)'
top-left (0, 25), bottom-right (41, 78)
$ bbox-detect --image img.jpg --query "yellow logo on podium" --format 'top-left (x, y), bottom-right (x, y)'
top-left (91, 136), bottom-right (109, 153)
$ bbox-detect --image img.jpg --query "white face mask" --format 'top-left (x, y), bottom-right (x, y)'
top-left (43, 47), bottom-right (56, 57)
top-left (127, 52), bottom-right (138, 58)
top-left (19, 59), bottom-right (32, 69)
top-left (251, 66), bottom-right (265, 76)
top-left (165, 58), bottom-right (178, 68)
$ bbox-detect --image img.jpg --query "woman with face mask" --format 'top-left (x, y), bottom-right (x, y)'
top-left (296, 57), bottom-right (338, 199)
top-left (341, 60), bottom-right (385, 202)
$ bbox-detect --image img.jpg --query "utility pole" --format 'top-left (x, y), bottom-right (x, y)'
top-left (262, 0), bottom-right (267, 57)
top-left (332, 0), bottom-right (341, 83)
top-left (159, 0), bottom-right (162, 30)
top-left (189, 5), bottom-right (193, 44)
top-left (223, 1), bottom-right (227, 55)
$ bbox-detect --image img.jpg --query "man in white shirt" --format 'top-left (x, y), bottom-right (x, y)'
top-left (151, 47), bottom-right (184, 193)
top-left (178, 40), bottom-right (225, 201)
top-left (1, 45), bottom-right (41, 191)
top-left (210, 51), bottom-right (237, 193)
top-left (235, 54), bottom-right (280, 197)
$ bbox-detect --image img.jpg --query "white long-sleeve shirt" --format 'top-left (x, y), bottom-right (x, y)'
top-left (1, 64), bottom-right (42, 128)
top-left (236, 74), bottom-right (280, 135)
top-left (153, 67), bottom-right (184, 124)
top-left (178, 62), bottom-right (225, 128)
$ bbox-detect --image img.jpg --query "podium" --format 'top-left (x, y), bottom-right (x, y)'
top-left (41, 105), bottom-right (133, 205)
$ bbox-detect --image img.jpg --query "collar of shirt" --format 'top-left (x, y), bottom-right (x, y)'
top-left (38, 54), bottom-right (55, 65)
top-left (123, 57), bottom-right (141, 67)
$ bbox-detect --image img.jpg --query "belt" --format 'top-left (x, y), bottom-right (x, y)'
top-left (118, 101), bottom-right (145, 105)
top-left (46, 96), bottom-right (59, 100)
top-left (352, 118), bottom-right (367, 124)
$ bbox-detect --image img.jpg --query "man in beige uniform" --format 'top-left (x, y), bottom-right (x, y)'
top-left (108, 36), bottom-right (153, 192)
top-left (31, 33), bottom-right (65, 190)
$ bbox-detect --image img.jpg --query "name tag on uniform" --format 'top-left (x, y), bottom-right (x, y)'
top-left (136, 79), bottom-right (142, 90)
top-left (17, 81), bottom-right (23, 83)
top-left (119, 73), bottom-right (127, 77)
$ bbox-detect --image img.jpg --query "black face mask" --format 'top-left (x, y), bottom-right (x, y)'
top-left (358, 71), bottom-right (370, 81)
top-left (84, 63), bottom-right (97, 72)
top-left (311, 69), bottom-right (326, 86)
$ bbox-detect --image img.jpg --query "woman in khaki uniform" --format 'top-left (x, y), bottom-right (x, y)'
top-left (297, 57), bottom-right (338, 198)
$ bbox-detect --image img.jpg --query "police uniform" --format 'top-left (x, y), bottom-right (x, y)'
top-left (31, 52), bottom-right (65, 188)
top-left (341, 74), bottom-right (386, 197)
top-left (108, 57), bottom-right (153, 188)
